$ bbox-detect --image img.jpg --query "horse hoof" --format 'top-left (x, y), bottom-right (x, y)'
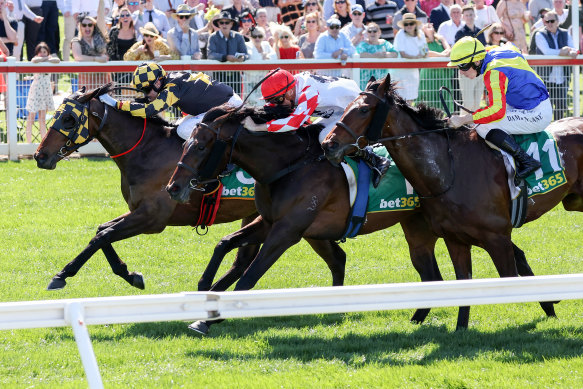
top-left (47, 278), bottom-right (66, 291)
top-left (130, 272), bottom-right (145, 290)
top-left (188, 320), bottom-right (210, 335)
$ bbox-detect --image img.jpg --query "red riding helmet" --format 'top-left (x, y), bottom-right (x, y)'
top-left (261, 69), bottom-right (296, 100)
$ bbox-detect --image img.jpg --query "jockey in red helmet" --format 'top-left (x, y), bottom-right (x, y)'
top-left (244, 69), bottom-right (391, 186)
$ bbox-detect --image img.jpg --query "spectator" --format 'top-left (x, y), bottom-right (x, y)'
top-left (6, 0), bottom-right (43, 60)
top-left (107, 7), bottom-right (137, 60)
top-left (197, 5), bottom-right (220, 59)
top-left (418, 22), bottom-right (453, 110)
top-left (486, 22), bottom-right (507, 46)
top-left (454, 5), bottom-right (484, 112)
top-left (393, 13), bottom-right (427, 103)
top-left (37, 0), bottom-right (58, 56)
top-left (133, 0), bottom-right (171, 39)
top-left (0, 0), bottom-right (17, 56)
top-left (25, 42), bottom-right (57, 143)
top-left (297, 11), bottom-right (321, 58)
top-left (71, 15), bottom-right (111, 89)
top-left (167, 4), bottom-right (202, 58)
top-left (275, 0), bottom-right (303, 29)
top-left (534, 10), bottom-right (578, 119)
top-left (333, 0), bottom-right (351, 27)
top-left (393, 0), bottom-right (427, 34)
top-left (551, 0), bottom-right (569, 26)
top-left (474, 0), bottom-right (499, 29)
top-left (294, 0), bottom-right (324, 36)
top-left (429, 0), bottom-right (451, 31)
top-left (419, 0), bottom-right (439, 16)
top-left (256, 0), bottom-right (280, 24)
top-left (532, 7), bottom-right (552, 30)
top-left (496, 0), bottom-right (528, 53)
top-left (124, 21), bottom-right (173, 60)
top-left (271, 22), bottom-right (300, 58)
top-left (314, 17), bottom-right (355, 60)
top-left (255, 8), bottom-right (275, 45)
top-left (238, 10), bottom-right (255, 40)
top-left (208, 11), bottom-right (247, 94)
top-left (208, 11), bottom-right (248, 61)
top-left (436, 3), bottom-right (462, 47)
top-left (528, 0), bottom-right (552, 24)
top-left (110, 0), bottom-right (128, 26)
top-left (341, 4), bottom-right (366, 46)
top-left (223, 0), bottom-right (254, 31)
top-left (186, 0), bottom-right (207, 30)
top-left (356, 21), bottom-right (398, 87)
top-left (71, 0), bottom-right (111, 19)
top-left (126, 0), bottom-right (141, 15)
top-left (245, 25), bottom-right (275, 105)
top-left (366, 0), bottom-right (398, 42)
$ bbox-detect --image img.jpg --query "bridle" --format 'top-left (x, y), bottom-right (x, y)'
top-left (333, 89), bottom-right (456, 199)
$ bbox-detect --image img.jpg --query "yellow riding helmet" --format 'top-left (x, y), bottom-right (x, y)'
top-left (132, 62), bottom-right (167, 92)
top-left (447, 37), bottom-right (486, 67)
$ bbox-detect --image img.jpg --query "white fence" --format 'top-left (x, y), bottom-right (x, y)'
top-left (1, 57), bottom-right (582, 160)
top-left (2, 274), bottom-right (583, 389)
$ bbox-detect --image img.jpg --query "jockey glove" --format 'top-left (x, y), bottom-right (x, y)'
top-left (99, 94), bottom-right (119, 108)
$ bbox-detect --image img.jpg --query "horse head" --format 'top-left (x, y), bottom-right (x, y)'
top-left (166, 105), bottom-right (244, 203)
top-left (34, 84), bottom-right (111, 169)
top-left (322, 73), bottom-right (402, 165)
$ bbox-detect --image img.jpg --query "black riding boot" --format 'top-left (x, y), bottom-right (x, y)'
top-left (359, 146), bottom-right (392, 188)
top-left (485, 128), bottom-right (541, 179)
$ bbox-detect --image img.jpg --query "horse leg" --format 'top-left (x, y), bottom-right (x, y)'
top-left (443, 239), bottom-right (473, 331)
top-left (304, 239), bottom-right (346, 286)
top-left (47, 209), bottom-right (165, 290)
top-left (512, 243), bottom-right (557, 317)
top-left (101, 244), bottom-right (145, 289)
top-left (198, 216), bottom-right (270, 291)
top-left (401, 215), bottom-right (441, 324)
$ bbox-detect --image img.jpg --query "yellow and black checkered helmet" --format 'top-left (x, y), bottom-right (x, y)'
top-left (447, 37), bottom-right (486, 67)
top-left (132, 62), bottom-right (167, 92)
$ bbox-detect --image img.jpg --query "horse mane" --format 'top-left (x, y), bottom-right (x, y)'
top-left (86, 83), bottom-right (178, 139)
top-left (202, 103), bottom-right (294, 125)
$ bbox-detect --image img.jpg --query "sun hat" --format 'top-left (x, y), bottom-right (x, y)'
top-left (139, 22), bottom-right (161, 37)
top-left (397, 13), bottom-right (423, 29)
top-left (213, 11), bottom-right (237, 27)
top-left (172, 4), bottom-right (194, 19)
top-left (351, 4), bottom-right (364, 13)
top-left (327, 17), bottom-right (341, 27)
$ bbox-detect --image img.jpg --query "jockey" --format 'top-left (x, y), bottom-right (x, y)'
top-left (98, 62), bottom-right (243, 139)
top-left (243, 69), bottom-right (391, 186)
top-left (446, 37), bottom-right (552, 179)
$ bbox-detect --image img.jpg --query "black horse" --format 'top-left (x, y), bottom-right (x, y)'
top-left (166, 104), bottom-right (549, 334)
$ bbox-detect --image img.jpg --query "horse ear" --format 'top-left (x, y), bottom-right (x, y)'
top-left (365, 76), bottom-right (376, 91)
top-left (377, 73), bottom-right (391, 96)
top-left (80, 86), bottom-right (86, 93)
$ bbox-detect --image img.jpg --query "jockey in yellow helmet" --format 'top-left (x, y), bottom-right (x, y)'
top-left (447, 37), bottom-right (552, 179)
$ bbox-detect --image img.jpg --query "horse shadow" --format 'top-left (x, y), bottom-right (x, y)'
top-left (119, 314), bottom-right (583, 366)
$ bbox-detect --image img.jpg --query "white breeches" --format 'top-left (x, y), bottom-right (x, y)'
top-left (176, 93), bottom-right (243, 140)
top-left (475, 98), bottom-right (553, 138)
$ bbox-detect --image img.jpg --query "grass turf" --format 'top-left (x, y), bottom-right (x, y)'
top-left (1, 158), bottom-right (583, 388)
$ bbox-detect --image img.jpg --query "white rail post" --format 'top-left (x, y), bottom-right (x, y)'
top-left (6, 57), bottom-right (18, 161)
top-left (66, 302), bottom-right (104, 389)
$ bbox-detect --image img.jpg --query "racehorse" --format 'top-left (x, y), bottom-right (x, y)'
top-left (322, 75), bottom-right (578, 328)
top-left (165, 103), bottom-right (550, 334)
top-left (33, 85), bottom-right (345, 293)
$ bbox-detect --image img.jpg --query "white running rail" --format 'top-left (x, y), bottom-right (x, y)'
top-left (2, 274), bottom-right (583, 388)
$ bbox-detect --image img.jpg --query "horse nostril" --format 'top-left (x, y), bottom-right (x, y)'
top-left (167, 183), bottom-right (180, 195)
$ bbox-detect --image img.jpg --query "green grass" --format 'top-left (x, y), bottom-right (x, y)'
top-left (1, 159), bottom-right (583, 388)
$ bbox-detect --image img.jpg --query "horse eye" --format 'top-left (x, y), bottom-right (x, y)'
top-left (360, 107), bottom-right (369, 114)
top-left (197, 144), bottom-right (205, 151)
top-left (63, 116), bottom-right (76, 129)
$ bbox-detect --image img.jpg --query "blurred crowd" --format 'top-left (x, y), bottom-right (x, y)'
top-left (1, 0), bottom-right (581, 138)
top-left (0, 0), bottom-right (580, 64)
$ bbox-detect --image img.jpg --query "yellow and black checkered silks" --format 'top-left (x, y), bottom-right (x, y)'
top-left (132, 62), bottom-right (167, 91)
top-left (47, 100), bottom-right (90, 144)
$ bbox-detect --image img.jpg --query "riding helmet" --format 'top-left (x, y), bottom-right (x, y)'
top-left (132, 62), bottom-right (167, 93)
top-left (447, 37), bottom-right (486, 67)
top-left (261, 69), bottom-right (296, 100)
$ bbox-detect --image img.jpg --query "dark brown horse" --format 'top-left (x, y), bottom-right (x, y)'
top-left (165, 104), bottom-right (549, 334)
top-left (322, 75), bottom-right (576, 327)
top-left (33, 86), bottom-right (260, 291)
top-left (34, 86), bottom-right (351, 294)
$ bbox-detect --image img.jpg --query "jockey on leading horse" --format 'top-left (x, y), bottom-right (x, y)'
top-left (98, 62), bottom-right (243, 139)
top-left (242, 68), bottom-right (392, 187)
top-left (446, 36), bottom-right (552, 179)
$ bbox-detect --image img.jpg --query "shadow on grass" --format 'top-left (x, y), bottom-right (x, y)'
top-left (116, 314), bottom-right (583, 366)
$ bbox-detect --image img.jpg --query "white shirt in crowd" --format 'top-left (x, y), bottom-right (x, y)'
top-left (437, 19), bottom-right (464, 46)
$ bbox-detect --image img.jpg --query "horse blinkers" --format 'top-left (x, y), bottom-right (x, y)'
top-left (48, 99), bottom-right (92, 157)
